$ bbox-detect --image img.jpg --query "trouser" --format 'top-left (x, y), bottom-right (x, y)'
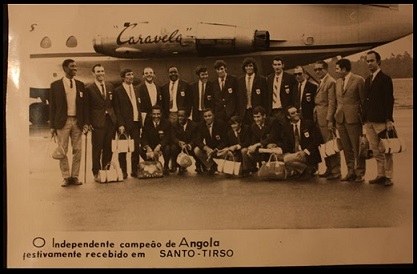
top-left (91, 116), bottom-right (116, 176)
top-left (56, 116), bottom-right (82, 179)
top-left (118, 121), bottom-right (141, 175)
top-left (365, 122), bottom-right (394, 179)
top-left (336, 121), bottom-right (366, 177)
top-left (318, 124), bottom-right (341, 176)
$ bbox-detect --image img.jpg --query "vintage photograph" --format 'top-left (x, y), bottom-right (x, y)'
top-left (6, 4), bottom-right (413, 268)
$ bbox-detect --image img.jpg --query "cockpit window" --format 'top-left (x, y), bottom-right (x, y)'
top-left (66, 35), bottom-right (78, 48)
top-left (40, 36), bottom-right (51, 48)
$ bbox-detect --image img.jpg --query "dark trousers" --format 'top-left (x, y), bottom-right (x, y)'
top-left (118, 121), bottom-right (141, 175)
top-left (270, 108), bottom-right (285, 125)
top-left (243, 108), bottom-right (254, 126)
top-left (91, 116), bottom-right (116, 175)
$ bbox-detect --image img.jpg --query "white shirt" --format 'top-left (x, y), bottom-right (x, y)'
top-left (64, 77), bottom-right (76, 116)
top-left (272, 72), bottom-right (283, 109)
top-left (343, 72), bottom-right (352, 90)
top-left (246, 74), bottom-right (254, 109)
top-left (123, 83), bottom-right (139, 121)
top-left (145, 82), bottom-right (158, 107)
top-left (199, 80), bottom-right (205, 111)
top-left (169, 80), bottom-right (178, 112)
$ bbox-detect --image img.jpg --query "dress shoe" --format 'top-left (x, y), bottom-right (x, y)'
top-left (169, 167), bottom-right (177, 173)
top-left (178, 167), bottom-right (187, 175)
top-left (61, 178), bottom-right (71, 187)
top-left (326, 174), bottom-right (341, 180)
top-left (354, 176), bottom-right (364, 183)
top-left (319, 170), bottom-right (331, 178)
top-left (163, 168), bottom-right (170, 175)
top-left (130, 172), bottom-right (138, 178)
top-left (369, 176), bottom-right (386, 185)
top-left (341, 174), bottom-right (356, 182)
top-left (94, 174), bottom-right (101, 183)
top-left (123, 173), bottom-right (128, 179)
top-left (384, 178), bottom-right (394, 186)
top-left (70, 177), bottom-right (82, 185)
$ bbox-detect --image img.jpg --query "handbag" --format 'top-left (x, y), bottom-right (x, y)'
top-left (213, 152), bottom-right (241, 176)
top-left (379, 127), bottom-right (406, 153)
top-left (176, 147), bottom-right (192, 168)
top-left (257, 153), bottom-right (287, 180)
top-left (98, 162), bottom-right (123, 183)
top-left (321, 128), bottom-right (342, 157)
top-left (358, 134), bottom-right (373, 159)
top-left (112, 132), bottom-right (135, 153)
top-left (51, 136), bottom-right (66, 160)
top-left (137, 160), bottom-right (164, 179)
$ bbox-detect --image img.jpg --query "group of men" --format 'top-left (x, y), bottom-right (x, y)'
top-left (49, 51), bottom-right (395, 188)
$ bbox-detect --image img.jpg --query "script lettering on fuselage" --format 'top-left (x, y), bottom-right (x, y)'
top-left (116, 23), bottom-right (184, 46)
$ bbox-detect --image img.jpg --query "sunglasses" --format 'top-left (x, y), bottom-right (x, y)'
top-left (294, 72), bottom-right (303, 76)
top-left (314, 68), bottom-right (324, 72)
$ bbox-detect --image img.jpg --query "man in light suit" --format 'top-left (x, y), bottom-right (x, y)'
top-left (161, 66), bottom-right (191, 124)
top-left (313, 60), bottom-right (341, 180)
top-left (266, 56), bottom-right (297, 125)
top-left (114, 68), bottom-right (142, 179)
top-left (212, 60), bottom-right (238, 123)
top-left (293, 66), bottom-right (317, 122)
top-left (334, 58), bottom-right (366, 183)
top-left (236, 57), bottom-right (267, 126)
top-left (49, 59), bottom-right (88, 187)
top-left (85, 64), bottom-right (118, 181)
top-left (138, 67), bottom-right (163, 125)
top-left (362, 50), bottom-right (395, 186)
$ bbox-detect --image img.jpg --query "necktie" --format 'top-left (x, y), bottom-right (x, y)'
top-left (129, 85), bottom-right (138, 120)
top-left (273, 76), bottom-right (279, 104)
top-left (70, 79), bottom-right (73, 89)
top-left (370, 73), bottom-right (373, 84)
top-left (170, 82), bottom-right (174, 109)
top-left (101, 84), bottom-right (105, 98)
top-left (208, 124), bottom-right (212, 137)
top-left (221, 78), bottom-right (225, 91)
top-left (247, 75), bottom-right (252, 108)
top-left (200, 82), bottom-right (205, 110)
top-left (294, 124), bottom-right (300, 152)
top-left (342, 77), bottom-right (345, 92)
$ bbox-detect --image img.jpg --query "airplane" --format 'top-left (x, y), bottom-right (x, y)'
top-left (9, 4), bottom-right (412, 124)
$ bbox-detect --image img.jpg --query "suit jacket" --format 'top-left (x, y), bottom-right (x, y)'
top-left (190, 80), bottom-right (214, 121)
top-left (161, 79), bottom-right (191, 117)
top-left (137, 82), bottom-right (163, 115)
top-left (249, 117), bottom-right (284, 148)
top-left (281, 119), bottom-right (322, 165)
top-left (334, 73), bottom-right (365, 124)
top-left (212, 74), bottom-right (238, 120)
top-left (266, 72), bottom-right (297, 115)
top-left (314, 74), bottom-right (337, 127)
top-left (141, 118), bottom-right (172, 149)
top-left (362, 71), bottom-right (394, 123)
top-left (293, 80), bottom-right (317, 121)
top-left (236, 74), bottom-right (267, 118)
top-left (171, 119), bottom-right (199, 149)
top-left (226, 124), bottom-right (251, 149)
top-left (113, 84), bottom-right (142, 131)
top-left (195, 119), bottom-right (229, 151)
top-left (49, 78), bottom-right (86, 130)
top-left (85, 82), bottom-right (117, 128)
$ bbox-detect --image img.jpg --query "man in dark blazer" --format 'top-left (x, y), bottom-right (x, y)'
top-left (161, 66), bottom-right (191, 124)
top-left (243, 106), bottom-right (285, 175)
top-left (138, 67), bottom-right (163, 126)
top-left (113, 68), bottom-right (142, 179)
top-left (220, 115), bottom-right (252, 175)
top-left (237, 57), bottom-right (267, 126)
top-left (362, 50), bottom-right (395, 186)
top-left (281, 105), bottom-right (323, 178)
top-left (49, 59), bottom-right (87, 187)
top-left (194, 108), bottom-right (229, 174)
top-left (266, 56), bottom-right (297, 124)
top-left (140, 105), bottom-right (173, 175)
top-left (211, 60), bottom-right (238, 123)
top-left (85, 64), bottom-right (117, 181)
top-left (171, 108), bottom-right (200, 175)
top-left (190, 65), bottom-right (214, 124)
top-left (293, 66), bottom-right (317, 121)
top-left (334, 58), bottom-right (366, 183)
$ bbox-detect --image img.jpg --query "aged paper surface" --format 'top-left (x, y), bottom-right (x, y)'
top-left (6, 4), bottom-right (413, 268)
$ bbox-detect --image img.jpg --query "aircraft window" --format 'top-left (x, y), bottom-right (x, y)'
top-left (66, 36), bottom-right (78, 48)
top-left (40, 36), bottom-right (51, 48)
